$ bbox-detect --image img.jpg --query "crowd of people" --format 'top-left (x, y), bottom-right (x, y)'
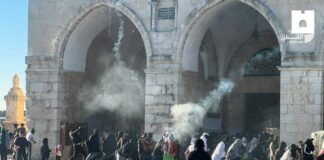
top-left (66, 127), bottom-right (324, 160)
top-left (0, 123), bottom-right (39, 160)
top-left (1, 124), bottom-right (324, 160)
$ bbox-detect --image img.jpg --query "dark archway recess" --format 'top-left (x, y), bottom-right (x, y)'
top-left (82, 25), bottom-right (146, 134)
top-left (244, 93), bottom-right (280, 133)
top-left (60, 6), bottom-right (147, 136)
top-left (180, 0), bottom-right (281, 135)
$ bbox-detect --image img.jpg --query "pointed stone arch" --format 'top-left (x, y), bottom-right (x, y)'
top-left (52, 1), bottom-right (153, 71)
top-left (177, 0), bottom-right (287, 72)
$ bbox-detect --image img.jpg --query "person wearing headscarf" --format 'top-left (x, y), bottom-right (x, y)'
top-left (241, 137), bottom-right (247, 148)
top-left (275, 142), bottom-right (287, 160)
top-left (296, 141), bottom-right (304, 160)
top-left (303, 138), bottom-right (315, 160)
top-left (55, 144), bottom-right (63, 160)
top-left (226, 139), bottom-right (243, 160)
top-left (248, 137), bottom-right (258, 158)
top-left (163, 133), bottom-right (177, 160)
top-left (200, 133), bottom-right (210, 152)
top-left (188, 139), bottom-right (211, 160)
top-left (281, 144), bottom-right (299, 160)
top-left (269, 136), bottom-right (280, 160)
top-left (211, 141), bottom-right (225, 160)
top-left (250, 138), bottom-right (264, 160)
top-left (241, 137), bottom-right (248, 159)
top-left (185, 138), bottom-right (197, 160)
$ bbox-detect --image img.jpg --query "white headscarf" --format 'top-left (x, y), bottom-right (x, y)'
top-left (190, 137), bottom-right (196, 145)
top-left (280, 149), bottom-right (291, 160)
top-left (200, 132), bottom-right (209, 151)
top-left (248, 137), bottom-right (258, 153)
top-left (211, 141), bottom-right (226, 160)
top-left (168, 133), bottom-right (174, 142)
top-left (242, 137), bottom-right (247, 147)
top-left (188, 138), bottom-right (197, 152)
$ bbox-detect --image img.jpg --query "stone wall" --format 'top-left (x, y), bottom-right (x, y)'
top-left (25, 55), bottom-right (62, 159)
top-left (280, 67), bottom-right (324, 144)
top-left (144, 68), bottom-right (179, 139)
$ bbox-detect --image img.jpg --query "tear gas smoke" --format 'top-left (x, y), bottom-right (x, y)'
top-left (113, 12), bottom-right (124, 62)
top-left (80, 62), bottom-right (144, 117)
top-left (79, 14), bottom-right (144, 119)
top-left (171, 79), bottom-right (235, 138)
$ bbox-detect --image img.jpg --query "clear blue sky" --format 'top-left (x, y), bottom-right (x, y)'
top-left (0, 1), bottom-right (28, 110)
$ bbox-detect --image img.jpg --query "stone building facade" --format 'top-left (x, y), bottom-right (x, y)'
top-left (4, 74), bottom-right (26, 132)
top-left (27, 0), bottom-right (324, 158)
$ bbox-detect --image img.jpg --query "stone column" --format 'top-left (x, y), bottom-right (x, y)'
top-left (144, 68), bottom-right (179, 139)
top-left (25, 55), bottom-right (62, 159)
top-left (279, 67), bottom-right (324, 144)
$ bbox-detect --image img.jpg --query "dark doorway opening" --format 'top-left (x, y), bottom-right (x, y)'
top-left (244, 93), bottom-right (280, 133)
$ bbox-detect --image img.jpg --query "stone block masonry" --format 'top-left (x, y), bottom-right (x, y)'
top-left (279, 67), bottom-right (324, 144)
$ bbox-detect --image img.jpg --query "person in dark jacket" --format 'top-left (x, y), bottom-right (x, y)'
top-left (303, 138), bottom-right (315, 160)
top-left (14, 131), bottom-right (29, 160)
top-left (119, 139), bottom-right (136, 159)
top-left (101, 132), bottom-right (117, 160)
top-left (41, 138), bottom-right (51, 160)
top-left (0, 128), bottom-right (10, 160)
top-left (188, 139), bottom-right (211, 160)
top-left (117, 133), bottom-right (131, 159)
top-left (70, 126), bottom-right (87, 160)
top-left (86, 129), bottom-right (100, 160)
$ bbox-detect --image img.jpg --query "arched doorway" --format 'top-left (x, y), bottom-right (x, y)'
top-left (58, 3), bottom-right (150, 140)
top-left (178, 0), bottom-right (283, 135)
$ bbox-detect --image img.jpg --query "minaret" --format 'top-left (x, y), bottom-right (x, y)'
top-left (4, 74), bottom-right (26, 131)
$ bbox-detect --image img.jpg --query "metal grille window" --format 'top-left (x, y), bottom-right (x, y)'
top-left (244, 48), bottom-right (281, 76)
top-left (157, 7), bottom-right (175, 20)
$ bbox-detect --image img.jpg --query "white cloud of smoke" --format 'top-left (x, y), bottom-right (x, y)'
top-left (113, 12), bottom-right (124, 62)
top-left (79, 14), bottom-right (144, 118)
top-left (80, 61), bottom-right (144, 117)
top-left (171, 79), bottom-right (235, 138)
